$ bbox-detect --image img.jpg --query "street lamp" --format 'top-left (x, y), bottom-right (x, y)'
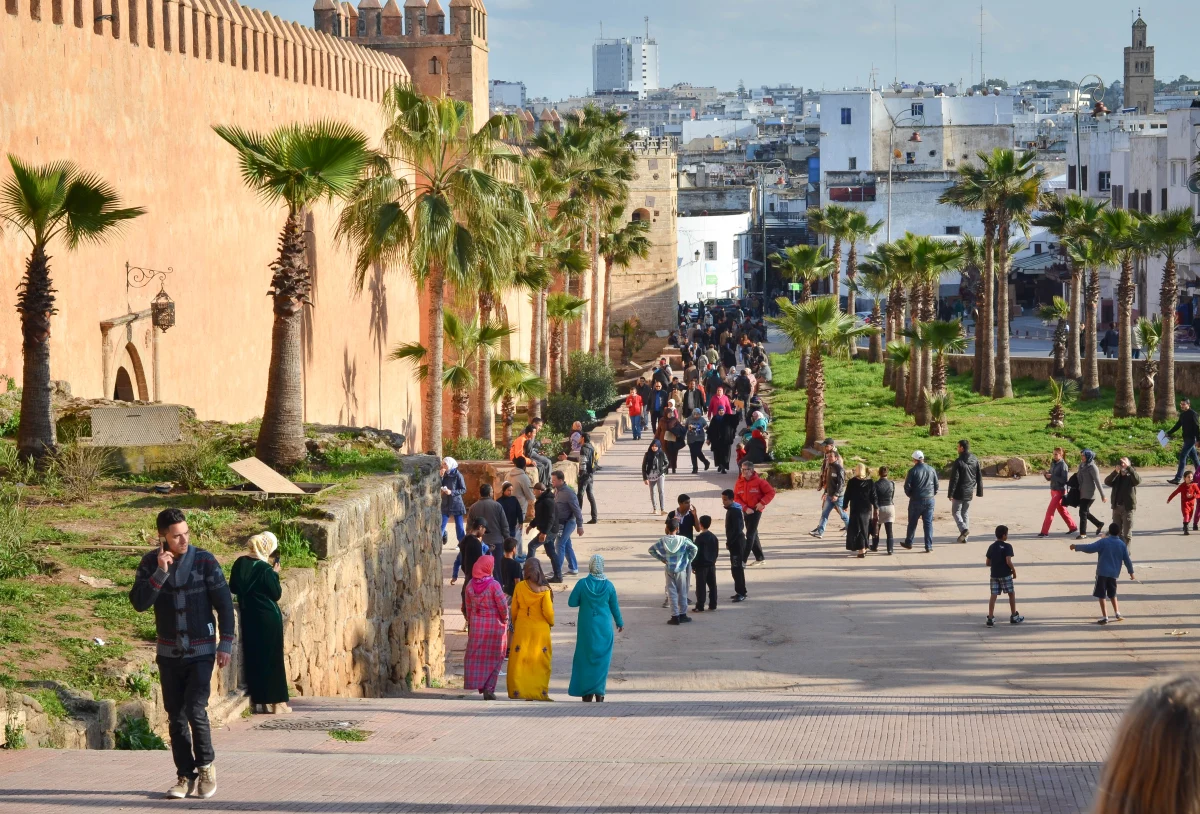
top-left (884, 111), bottom-right (925, 242)
top-left (1072, 75), bottom-right (1105, 196)
top-left (126, 262), bottom-right (176, 332)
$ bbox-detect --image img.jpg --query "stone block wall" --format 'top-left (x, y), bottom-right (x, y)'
top-left (281, 457), bottom-right (445, 696)
top-left (945, 353), bottom-right (1200, 396)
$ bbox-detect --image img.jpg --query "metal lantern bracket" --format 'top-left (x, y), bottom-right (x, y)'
top-left (126, 262), bottom-right (176, 332)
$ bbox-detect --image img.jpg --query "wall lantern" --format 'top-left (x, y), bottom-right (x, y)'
top-left (126, 262), bottom-right (176, 332)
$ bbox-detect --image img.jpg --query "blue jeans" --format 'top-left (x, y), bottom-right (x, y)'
top-left (905, 498), bottom-right (935, 551)
top-left (554, 519), bottom-right (578, 575)
top-left (815, 493), bottom-right (848, 534)
top-left (1176, 440), bottom-right (1200, 480)
top-left (441, 513), bottom-right (465, 543)
top-left (631, 414), bottom-right (644, 440)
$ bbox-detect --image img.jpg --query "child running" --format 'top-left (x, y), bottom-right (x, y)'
top-left (1070, 523), bottom-right (1136, 624)
top-left (984, 525), bottom-right (1024, 626)
top-left (1167, 470), bottom-right (1200, 535)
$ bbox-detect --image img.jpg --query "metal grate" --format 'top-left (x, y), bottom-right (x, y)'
top-left (89, 405), bottom-right (182, 446)
top-left (255, 718), bottom-right (365, 731)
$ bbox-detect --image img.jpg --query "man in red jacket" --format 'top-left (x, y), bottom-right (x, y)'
top-left (733, 461), bottom-right (776, 564)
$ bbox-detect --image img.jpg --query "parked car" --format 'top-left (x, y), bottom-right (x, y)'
top-left (855, 311), bottom-right (875, 325)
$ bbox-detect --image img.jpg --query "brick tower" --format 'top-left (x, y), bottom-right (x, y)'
top-left (314, 0), bottom-right (489, 126)
top-left (1123, 12), bottom-right (1155, 114)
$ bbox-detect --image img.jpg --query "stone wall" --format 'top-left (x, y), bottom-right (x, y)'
top-left (945, 353), bottom-right (1200, 396)
top-left (281, 457), bottom-right (445, 695)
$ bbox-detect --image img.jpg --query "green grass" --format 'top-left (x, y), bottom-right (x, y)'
top-left (29, 688), bottom-right (67, 722)
top-left (768, 353), bottom-right (1180, 475)
top-left (328, 728), bottom-right (370, 742)
top-left (91, 591), bottom-right (157, 641)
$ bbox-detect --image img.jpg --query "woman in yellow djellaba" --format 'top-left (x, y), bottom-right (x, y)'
top-left (507, 557), bottom-right (555, 700)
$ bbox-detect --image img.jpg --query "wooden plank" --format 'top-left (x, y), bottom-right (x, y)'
top-left (227, 457), bottom-right (305, 495)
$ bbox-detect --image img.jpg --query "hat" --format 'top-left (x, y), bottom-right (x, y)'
top-left (822, 438), bottom-right (834, 447)
top-left (912, 450), bottom-right (925, 460)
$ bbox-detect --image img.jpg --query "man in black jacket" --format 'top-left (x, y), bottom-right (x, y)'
top-left (722, 489), bottom-right (748, 602)
top-left (578, 434), bottom-right (598, 524)
top-left (692, 515), bottom-right (720, 612)
top-left (525, 482), bottom-right (559, 560)
top-left (946, 439), bottom-right (984, 544)
top-left (130, 508), bottom-right (234, 800)
top-left (1166, 397), bottom-right (1200, 484)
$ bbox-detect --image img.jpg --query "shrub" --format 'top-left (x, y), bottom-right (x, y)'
top-left (0, 411), bottom-right (17, 438)
top-left (126, 673), bottom-right (153, 699)
top-left (170, 437), bottom-right (237, 491)
top-left (563, 351), bottom-right (618, 412)
top-left (115, 715), bottom-right (167, 750)
top-left (441, 437), bottom-right (502, 461)
top-left (3, 723), bottom-right (26, 750)
top-left (544, 394), bottom-right (590, 440)
top-left (0, 443), bottom-right (36, 485)
top-left (276, 523), bottom-right (318, 570)
top-left (0, 488), bottom-right (38, 580)
top-left (29, 689), bottom-right (67, 722)
top-left (55, 442), bottom-right (112, 502)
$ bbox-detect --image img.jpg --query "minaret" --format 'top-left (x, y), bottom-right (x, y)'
top-left (1123, 10), bottom-right (1155, 114)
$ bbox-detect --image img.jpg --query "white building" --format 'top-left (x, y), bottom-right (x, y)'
top-left (592, 35), bottom-right (659, 100)
top-left (488, 80), bottom-right (526, 111)
top-left (680, 118), bottom-right (757, 144)
top-left (677, 213), bottom-right (751, 301)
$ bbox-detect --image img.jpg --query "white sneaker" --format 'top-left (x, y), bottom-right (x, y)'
top-left (1096, 617), bottom-right (1109, 625)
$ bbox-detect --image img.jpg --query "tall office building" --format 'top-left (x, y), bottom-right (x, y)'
top-left (592, 27), bottom-right (659, 99)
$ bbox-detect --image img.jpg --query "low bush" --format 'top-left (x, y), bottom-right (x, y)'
top-left (170, 437), bottom-right (238, 491)
top-left (276, 523), bottom-right (318, 570)
top-left (544, 394), bottom-right (591, 440)
top-left (0, 488), bottom-right (39, 580)
top-left (115, 715), bottom-right (167, 750)
top-left (441, 437), bottom-right (502, 462)
top-left (563, 351), bottom-right (618, 412)
top-left (29, 689), bottom-right (67, 722)
top-left (0, 443), bottom-right (37, 485)
top-left (55, 442), bottom-right (112, 502)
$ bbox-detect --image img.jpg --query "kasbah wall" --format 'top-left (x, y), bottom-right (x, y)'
top-left (0, 0), bottom-right (533, 446)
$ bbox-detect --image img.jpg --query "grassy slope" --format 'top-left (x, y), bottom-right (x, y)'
top-left (769, 352), bottom-right (1178, 474)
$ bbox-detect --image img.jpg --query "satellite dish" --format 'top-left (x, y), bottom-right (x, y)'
top-left (1188, 176), bottom-right (1200, 196)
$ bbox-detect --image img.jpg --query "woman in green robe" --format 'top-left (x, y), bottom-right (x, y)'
top-left (229, 532), bottom-right (290, 713)
top-left (567, 555), bottom-right (625, 701)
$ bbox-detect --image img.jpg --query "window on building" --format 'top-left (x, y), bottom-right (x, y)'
top-left (905, 152), bottom-right (916, 165)
top-left (848, 157), bottom-right (857, 170)
top-left (1067, 165), bottom-right (1077, 190)
top-left (840, 107), bottom-right (852, 125)
top-left (911, 102), bottom-right (924, 117)
top-left (945, 226), bottom-right (961, 236)
top-left (1171, 163), bottom-right (1178, 186)
top-left (1112, 184), bottom-right (1123, 208)
top-left (768, 202), bottom-right (775, 212)
top-left (704, 241), bottom-right (717, 261)
top-left (1098, 171), bottom-right (1111, 192)
top-left (1129, 190), bottom-right (1139, 211)
top-left (1081, 165), bottom-right (1088, 192)
top-left (1162, 188), bottom-right (1168, 212)
top-left (1034, 243), bottom-right (1043, 255)
top-left (429, 57), bottom-right (441, 75)
top-left (1142, 190), bottom-right (1153, 212)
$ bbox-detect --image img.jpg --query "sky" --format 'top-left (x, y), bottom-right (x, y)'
top-left (258, 0), bottom-right (1196, 100)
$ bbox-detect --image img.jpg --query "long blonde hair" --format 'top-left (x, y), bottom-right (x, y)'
top-left (1093, 674), bottom-right (1200, 814)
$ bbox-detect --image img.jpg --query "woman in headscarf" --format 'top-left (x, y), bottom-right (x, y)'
top-left (567, 555), bottom-right (624, 702)
top-left (229, 532), bottom-right (290, 713)
top-left (1076, 448), bottom-right (1106, 537)
top-left (685, 408), bottom-right (710, 473)
top-left (707, 403), bottom-right (738, 474)
top-left (642, 439), bottom-right (670, 515)
top-left (656, 402), bottom-right (684, 474)
top-left (507, 557), bottom-right (554, 701)
top-left (844, 463), bottom-right (877, 559)
top-left (462, 555), bottom-right (509, 701)
top-left (440, 457), bottom-right (468, 544)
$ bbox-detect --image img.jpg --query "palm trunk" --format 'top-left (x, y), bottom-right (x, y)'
top-left (1114, 255), bottom-right (1136, 417)
top-left (528, 290), bottom-right (542, 418)
top-left (794, 352), bottom-right (806, 389)
top-left (255, 213), bottom-right (310, 470)
top-left (1066, 261), bottom-right (1082, 380)
top-left (993, 218), bottom-right (1013, 399)
top-left (931, 353), bottom-right (948, 436)
top-left (979, 213), bottom-right (996, 396)
top-left (868, 301), bottom-right (883, 362)
top-left (915, 285), bottom-right (932, 426)
top-left (893, 361), bottom-right (907, 408)
top-left (1051, 321), bottom-right (1067, 377)
top-left (15, 243), bottom-right (57, 461)
top-left (805, 349), bottom-right (825, 449)
top-left (1083, 267), bottom-right (1101, 398)
top-left (601, 254), bottom-right (614, 362)
top-left (905, 288), bottom-right (921, 416)
top-left (452, 389), bottom-right (470, 439)
top-left (538, 291), bottom-right (550, 415)
top-left (590, 208), bottom-right (601, 353)
top-left (502, 395), bottom-right (516, 450)
top-left (424, 263), bottom-right (447, 454)
top-left (845, 240), bottom-right (858, 314)
top-left (477, 292), bottom-right (496, 444)
top-left (883, 283), bottom-right (902, 386)
top-left (550, 323), bottom-right (563, 393)
top-left (1139, 359), bottom-right (1158, 419)
top-left (1154, 255), bottom-right (1178, 422)
top-left (830, 238), bottom-right (843, 302)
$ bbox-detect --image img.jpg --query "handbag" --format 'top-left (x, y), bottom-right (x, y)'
top-left (664, 430), bottom-right (678, 443)
top-left (1062, 473), bottom-right (1081, 508)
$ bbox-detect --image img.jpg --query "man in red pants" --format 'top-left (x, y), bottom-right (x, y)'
top-left (1038, 447), bottom-right (1079, 537)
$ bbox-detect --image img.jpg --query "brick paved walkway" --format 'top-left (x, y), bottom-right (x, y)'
top-left (0, 692), bottom-right (1116, 812)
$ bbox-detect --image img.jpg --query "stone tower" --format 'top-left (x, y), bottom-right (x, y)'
top-left (313, 0), bottom-right (489, 126)
top-left (1123, 12), bottom-right (1155, 115)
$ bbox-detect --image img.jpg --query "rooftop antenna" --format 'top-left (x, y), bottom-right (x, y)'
top-left (893, 2), bottom-right (898, 85)
top-left (599, 21), bottom-right (603, 39)
top-left (979, 3), bottom-right (985, 89)
top-left (645, 15), bottom-right (649, 40)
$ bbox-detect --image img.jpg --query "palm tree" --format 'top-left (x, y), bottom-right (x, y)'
top-left (336, 86), bottom-right (527, 457)
top-left (921, 319), bottom-right (968, 436)
top-left (1143, 208), bottom-right (1200, 422)
top-left (546, 293), bottom-right (588, 392)
top-left (214, 122), bottom-right (371, 469)
top-left (1, 156), bottom-right (145, 461)
top-left (1034, 195), bottom-right (1106, 382)
top-left (491, 361), bottom-right (547, 450)
top-left (1135, 316), bottom-right (1162, 419)
top-left (391, 312), bottom-right (514, 440)
top-left (1066, 236), bottom-right (1113, 400)
top-left (1037, 296), bottom-right (1071, 377)
top-left (844, 210), bottom-right (883, 310)
top-left (886, 341), bottom-right (911, 408)
top-left (982, 149), bottom-right (1045, 399)
top-left (1100, 208), bottom-right (1145, 417)
top-left (1047, 378), bottom-right (1079, 429)
top-left (856, 261), bottom-right (891, 363)
top-left (941, 164), bottom-right (994, 395)
top-left (807, 204), bottom-right (853, 302)
top-left (599, 205), bottom-right (651, 361)
top-left (769, 295), bottom-right (874, 449)
top-left (770, 245), bottom-right (836, 388)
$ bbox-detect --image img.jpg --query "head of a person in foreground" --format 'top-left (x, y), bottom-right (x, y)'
top-left (1092, 674), bottom-right (1200, 814)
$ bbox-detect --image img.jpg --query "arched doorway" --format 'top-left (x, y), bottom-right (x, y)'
top-left (113, 368), bottom-right (135, 401)
top-left (631, 208), bottom-right (650, 223)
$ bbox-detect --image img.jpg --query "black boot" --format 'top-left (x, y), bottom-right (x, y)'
top-left (583, 693), bottom-right (594, 702)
